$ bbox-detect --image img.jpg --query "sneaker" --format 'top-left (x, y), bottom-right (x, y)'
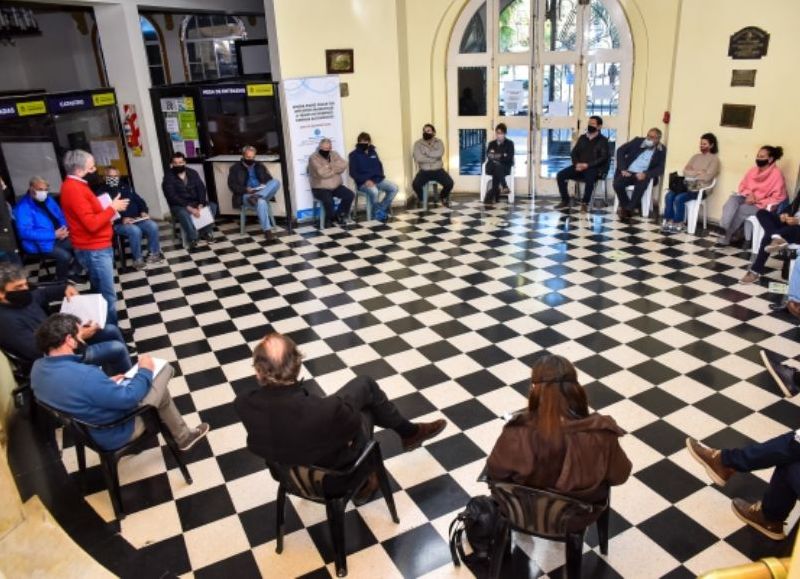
top-left (740, 271), bottom-right (760, 284)
top-left (441, 196), bottom-right (451, 208)
top-left (132, 260), bottom-right (147, 271)
top-left (188, 240), bottom-right (200, 252)
top-left (201, 233), bottom-right (215, 243)
top-left (760, 350), bottom-right (800, 397)
top-left (685, 437), bottom-right (734, 486)
top-left (766, 236), bottom-right (789, 254)
top-left (401, 419), bottom-right (447, 451)
top-left (178, 423), bottom-right (210, 452)
top-left (263, 230), bottom-right (275, 243)
top-left (145, 253), bottom-right (165, 264)
top-left (731, 499), bottom-right (786, 541)
top-left (714, 237), bottom-right (730, 247)
top-left (554, 201), bottom-right (571, 211)
top-left (661, 221), bottom-right (672, 232)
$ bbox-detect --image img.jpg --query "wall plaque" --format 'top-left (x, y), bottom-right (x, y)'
top-left (731, 69), bottom-right (757, 87)
top-left (728, 27), bottom-right (769, 59)
top-left (720, 104), bottom-right (755, 129)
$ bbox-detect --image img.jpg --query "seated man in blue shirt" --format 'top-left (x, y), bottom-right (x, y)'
top-left (13, 176), bottom-right (83, 281)
top-left (0, 261), bottom-right (130, 375)
top-left (98, 167), bottom-right (164, 270)
top-left (348, 132), bottom-right (398, 223)
top-left (612, 127), bottom-right (667, 219)
top-left (227, 145), bottom-right (281, 243)
top-left (31, 313), bottom-right (209, 451)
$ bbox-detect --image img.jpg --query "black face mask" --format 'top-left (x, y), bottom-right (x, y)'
top-left (755, 159), bottom-right (769, 168)
top-left (5, 288), bottom-right (33, 308)
top-left (357, 143), bottom-right (370, 151)
top-left (72, 336), bottom-right (87, 358)
top-left (586, 125), bottom-right (599, 134)
top-left (242, 158), bottom-right (256, 166)
top-left (422, 132), bottom-right (434, 140)
top-left (319, 150), bottom-right (331, 159)
top-left (171, 165), bottom-right (186, 175)
top-left (86, 172), bottom-right (103, 188)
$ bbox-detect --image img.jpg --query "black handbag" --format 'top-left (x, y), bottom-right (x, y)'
top-left (668, 171), bottom-right (687, 193)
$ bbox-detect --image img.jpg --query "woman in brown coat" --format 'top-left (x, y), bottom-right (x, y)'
top-left (487, 354), bottom-right (631, 503)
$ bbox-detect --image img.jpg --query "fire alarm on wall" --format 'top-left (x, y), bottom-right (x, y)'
top-left (663, 111), bottom-right (671, 124)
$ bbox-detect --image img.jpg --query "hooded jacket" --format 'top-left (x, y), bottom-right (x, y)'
top-left (487, 411), bottom-right (631, 502)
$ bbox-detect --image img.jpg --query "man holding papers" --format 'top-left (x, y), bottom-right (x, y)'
top-left (162, 151), bottom-right (217, 251)
top-left (60, 149), bottom-right (129, 329)
top-left (32, 313), bottom-right (209, 452)
top-left (227, 145), bottom-right (280, 243)
top-left (99, 167), bottom-right (164, 271)
top-left (0, 262), bottom-right (129, 374)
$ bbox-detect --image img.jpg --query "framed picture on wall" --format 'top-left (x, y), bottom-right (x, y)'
top-left (720, 104), bottom-right (756, 129)
top-left (325, 49), bottom-right (354, 75)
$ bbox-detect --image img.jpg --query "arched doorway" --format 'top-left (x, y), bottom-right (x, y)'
top-left (447, 0), bottom-right (633, 197)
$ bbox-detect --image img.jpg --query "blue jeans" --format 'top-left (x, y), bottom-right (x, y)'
top-left (171, 203), bottom-right (217, 243)
top-left (74, 247), bottom-right (117, 326)
top-left (663, 190), bottom-right (700, 222)
top-left (789, 256), bottom-right (800, 302)
top-left (115, 219), bottom-right (161, 262)
top-left (82, 323), bottom-right (131, 375)
top-left (722, 432), bottom-right (800, 522)
top-left (358, 179), bottom-right (398, 215)
top-left (46, 238), bottom-right (80, 281)
top-left (243, 180), bottom-right (280, 231)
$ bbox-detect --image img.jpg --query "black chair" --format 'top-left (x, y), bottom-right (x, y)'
top-left (268, 440), bottom-right (399, 577)
top-left (34, 399), bottom-right (193, 526)
top-left (489, 482), bottom-right (610, 579)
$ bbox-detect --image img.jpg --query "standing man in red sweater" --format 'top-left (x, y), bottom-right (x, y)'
top-left (60, 150), bottom-right (129, 329)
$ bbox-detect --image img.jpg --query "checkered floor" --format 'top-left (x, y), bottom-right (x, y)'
top-left (53, 198), bottom-right (800, 578)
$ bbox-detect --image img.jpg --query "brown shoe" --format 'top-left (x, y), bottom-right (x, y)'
top-left (788, 300), bottom-right (800, 320)
top-left (580, 203), bottom-right (588, 213)
top-left (352, 472), bottom-right (379, 506)
top-left (732, 499), bottom-right (786, 540)
top-left (401, 419), bottom-right (447, 451)
top-left (264, 229), bottom-right (275, 243)
top-left (686, 437), bottom-right (734, 486)
top-left (740, 271), bottom-right (760, 284)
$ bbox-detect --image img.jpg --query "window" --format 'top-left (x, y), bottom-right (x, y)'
top-left (181, 15), bottom-right (246, 81)
top-left (140, 16), bottom-right (169, 86)
top-left (460, 2), bottom-right (487, 53)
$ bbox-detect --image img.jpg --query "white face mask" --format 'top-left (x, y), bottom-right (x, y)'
top-left (33, 190), bottom-right (48, 202)
top-left (643, 138), bottom-right (655, 148)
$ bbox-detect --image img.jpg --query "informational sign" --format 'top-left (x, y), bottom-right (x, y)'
top-left (247, 83), bottom-right (274, 97)
top-left (502, 81), bottom-right (525, 116)
top-left (92, 92), bottom-right (115, 106)
top-left (16, 100), bottom-right (46, 117)
top-left (728, 26), bottom-right (770, 59)
top-left (201, 85), bottom-right (247, 97)
top-left (283, 76), bottom-right (345, 221)
top-left (160, 97), bottom-right (201, 158)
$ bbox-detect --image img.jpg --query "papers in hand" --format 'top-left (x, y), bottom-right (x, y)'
top-left (97, 193), bottom-right (121, 222)
top-left (123, 357), bottom-right (168, 380)
top-left (190, 206), bottom-right (214, 230)
top-left (250, 183), bottom-right (267, 192)
top-left (60, 294), bottom-right (107, 329)
top-left (126, 216), bottom-right (150, 224)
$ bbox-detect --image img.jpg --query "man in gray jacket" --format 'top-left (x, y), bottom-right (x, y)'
top-left (307, 138), bottom-right (354, 228)
top-left (411, 124), bottom-right (454, 208)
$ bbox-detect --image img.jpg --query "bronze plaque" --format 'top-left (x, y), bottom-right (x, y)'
top-left (731, 69), bottom-right (757, 87)
top-left (728, 27), bottom-right (769, 59)
top-left (720, 104), bottom-right (756, 129)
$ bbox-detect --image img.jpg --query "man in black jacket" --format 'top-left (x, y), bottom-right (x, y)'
top-left (555, 115), bottom-right (609, 212)
top-left (235, 333), bottom-right (447, 499)
top-left (613, 128), bottom-right (667, 219)
top-left (161, 152), bottom-right (216, 250)
top-left (227, 145), bottom-right (281, 243)
top-left (484, 123), bottom-right (515, 205)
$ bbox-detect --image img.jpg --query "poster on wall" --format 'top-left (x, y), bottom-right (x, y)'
top-left (283, 75), bottom-right (344, 221)
top-left (160, 97), bottom-right (201, 158)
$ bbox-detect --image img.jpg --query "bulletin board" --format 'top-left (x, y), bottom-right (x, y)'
top-left (160, 96), bottom-right (202, 158)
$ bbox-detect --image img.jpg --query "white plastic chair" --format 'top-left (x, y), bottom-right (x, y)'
top-left (746, 200), bottom-right (784, 256)
top-left (479, 165), bottom-right (516, 204)
top-left (613, 179), bottom-right (655, 218)
top-left (682, 178), bottom-right (717, 234)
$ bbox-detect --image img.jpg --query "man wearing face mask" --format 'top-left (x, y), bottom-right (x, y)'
top-left (162, 152), bottom-right (217, 250)
top-left (96, 167), bottom-right (164, 271)
top-left (307, 138), bottom-right (354, 228)
top-left (555, 116), bottom-right (609, 212)
top-left (13, 176), bottom-right (83, 282)
top-left (60, 149), bottom-right (130, 331)
top-left (484, 123), bottom-right (515, 205)
top-left (227, 145), bottom-right (281, 243)
top-left (411, 124), bottom-right (454, 208)
top-left (0, 262), bottom-right (130, 375)
top-left (348, 132), bottom-right (398, 223)
top-left (613, 127), bottom-right (667, 220)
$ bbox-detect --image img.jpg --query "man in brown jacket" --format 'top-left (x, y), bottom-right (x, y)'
top-left (307, 138), bottom-right (355, 228)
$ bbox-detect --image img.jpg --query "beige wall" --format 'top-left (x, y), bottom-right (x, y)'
top-left (667, 0), bottom-right (800, 219)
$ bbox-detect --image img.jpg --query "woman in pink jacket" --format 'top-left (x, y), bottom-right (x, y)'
top-left (717, 146), bottom-right (787, 246)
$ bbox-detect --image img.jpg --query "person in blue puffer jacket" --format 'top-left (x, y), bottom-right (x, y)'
top-left (13, 176), bottom-right (82, 281)
top-left (348, 132), bottom-right (398, 223)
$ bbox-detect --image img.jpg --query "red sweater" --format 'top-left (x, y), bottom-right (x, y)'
top-left (61, 176), bottom-right (116, 250)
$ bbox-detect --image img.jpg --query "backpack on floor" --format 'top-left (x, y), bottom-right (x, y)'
top-left (448, 495), bottom-right (501, 574)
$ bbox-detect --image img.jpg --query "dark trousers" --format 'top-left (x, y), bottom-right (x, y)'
top-left (334, 376), bottom-right (412, 448)
top-left (557, 165), bottom-right (600, 204)
top-left (47, 238), bottom-right (80, 281)
top-left (722, 432), bottom-right (800, 522)
top-left (485, 161), bottom-right (512, 202)
top-left (312, 186), bottom-right (354, 223)
top-left (613, 174), bottom-right (651, 211)
top-left (751, 210), bottom-right (800, 274)
top-left (412, 169), bottom-right (454, 199)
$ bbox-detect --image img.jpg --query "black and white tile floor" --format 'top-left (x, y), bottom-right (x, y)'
top-left (53, 198), bottom-right (800, 578)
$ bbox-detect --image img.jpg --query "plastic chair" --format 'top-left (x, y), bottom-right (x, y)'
top-left (488, 482), bottom-right (610, 579)
top-left (682, 178), bottom-right (717, 234)
top-left (268, 440), bottom-right (398, 577)
top-left (612, 179), bottom-right (655, 218)
top-left (479, 165), bottom-right (516, 204)
top-left (240, 199), bottom-right (276, 235)
top-left (747, 199), bottom-right (790, 257)
top-left (34, 399), bottom-right (193, 526)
